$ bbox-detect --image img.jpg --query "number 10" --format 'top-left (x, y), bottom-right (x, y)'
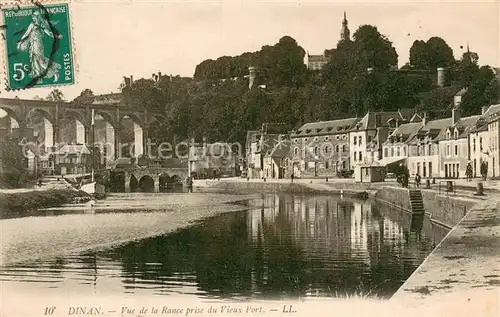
top-left (44, 306), bottom-right (56, 315)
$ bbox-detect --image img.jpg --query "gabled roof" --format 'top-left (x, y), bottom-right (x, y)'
top-left (352, 111), bottom-right (412, 131)
top-left (257, 134), bottom-right (285, 154)
top-left (385, 122), bottom-right (423, 144)
top-left (456, 115), bottom-right (481, 138)
top-left (482, 104), bottom-right (500, 122)
top-left (269, 140), bottom-right (291, 158)
top-left (55, 144), bottom-right (90, 155)
top-left (407, 118), bottom-right (452, 144)
top-left (292, 118), bottom-right (359, 137)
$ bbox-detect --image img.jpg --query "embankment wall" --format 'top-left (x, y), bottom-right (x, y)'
top-left (375, 187), bottom-right (477, 228)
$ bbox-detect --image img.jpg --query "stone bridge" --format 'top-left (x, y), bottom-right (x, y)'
top-left (0, 96), bottom-right (165, 159)
top-left (113, 167), bottom-right (189, 192)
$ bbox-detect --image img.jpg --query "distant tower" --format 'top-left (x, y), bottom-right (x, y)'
top-left (248, 66), bottom-right (257, 89)
top-left (437, 67), bottom-right (446, 87)
top-left (340, 11), bottom-right (350, 42)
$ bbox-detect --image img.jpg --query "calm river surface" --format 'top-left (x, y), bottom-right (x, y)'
top-left (0, 192), bottom-right (449, 300)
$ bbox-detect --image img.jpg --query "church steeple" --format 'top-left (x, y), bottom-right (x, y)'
top-left (340, 11), bottom-right (350, 42)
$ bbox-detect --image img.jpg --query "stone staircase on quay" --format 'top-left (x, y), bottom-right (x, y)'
top-left (408, 189), bottom-right (425, 214)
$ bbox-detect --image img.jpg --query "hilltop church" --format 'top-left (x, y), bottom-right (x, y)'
top-left (304, 11), bottom-right (351, 71)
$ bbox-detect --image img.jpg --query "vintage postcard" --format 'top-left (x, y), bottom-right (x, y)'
top-left (0, 0), bottom-right (498, 317)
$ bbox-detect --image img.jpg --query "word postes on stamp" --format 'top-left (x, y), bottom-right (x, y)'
top-left (2, 2), bottom-right (74, 90)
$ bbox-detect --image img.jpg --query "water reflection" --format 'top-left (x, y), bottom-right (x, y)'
top-left (0, 194), bottom-right (446, 300)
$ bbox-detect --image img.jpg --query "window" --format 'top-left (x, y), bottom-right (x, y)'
top-left (325, 146), bottom-right (329, 154)
top-left (446, 145), bottom-right (450, 156)
top-left (396, 147), bottom-right (401, 156)
top-left (368, 136), bottom-right (372, 143)
top-left (336, 135), bottom-right (340, 140)
top-left (305, 138), bottom-right (308, 142)
top-left (325, 161), bottom-right (329, 169)
top-left (335, 145), bottom-right (339, 152)
top-left (384, 148), bottom-right (388, 158)
top-left (314, 137), bottom-right (318, 141)
top-left (391, 147), bottom-right (394, 157)
top-left (480, 137), bottom-right (483, 151)
top-left (417, 145), bottom-right (420, 156)
top-left (314, 147), bottom-right (319, 155)
top-left (359, 152), bottom-right (363, 161)
top-left (455, 145), bottom-right (458, 156)
top-left (365, 168), bottom-right (369, 176)
top-left (454, 130), bottom-right (458, 139)
top-left (473, 138), bottom-right (476, 152)
top-left (325, 136), bottom-right (329, 141)
top-left (353, 136), bottom-right (357, 145)
top-left (428, 144), bottom-right (431, 156)
top-left (342, 145), bottom-right (347, 152)
top-left (354, 154), bottom-right (357, 161)
top-left (294, 148), bottom-right (299, 156)
top-left (447, 131), bottom-right (451, 140)
top-left (359, 136), bottom-right (363, 145)
top-left (294, 139), bottom-right (298, 143)
top-left (403, 147), bottom-right (407, 156)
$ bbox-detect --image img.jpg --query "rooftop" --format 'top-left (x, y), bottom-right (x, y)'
top-left (293, 118), bottom-right (359, 137)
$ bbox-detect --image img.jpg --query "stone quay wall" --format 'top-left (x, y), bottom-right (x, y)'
top-left (375, 186), bottom-right (477, 228)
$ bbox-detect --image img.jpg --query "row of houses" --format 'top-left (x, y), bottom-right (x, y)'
top-left (245, 97), bottom-right (500, 181)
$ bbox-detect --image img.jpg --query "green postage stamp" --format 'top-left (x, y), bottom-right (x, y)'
top-left (2, 2), bottom-right (75, 90)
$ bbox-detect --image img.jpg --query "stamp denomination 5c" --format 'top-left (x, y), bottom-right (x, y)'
top-left (2, 2), bottom-right (74, 90)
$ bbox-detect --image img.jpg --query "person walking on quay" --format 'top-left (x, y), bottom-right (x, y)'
top-left (415, 172), bottom-right (421, 188)
top-left (466, 162), bottom-right (473, 182)
top-left (480, 161), bottom-right (488, 181)
top-left (291, 173), bottom-right (294, 183)
top-left (187, 176), bottom-right (193, 193)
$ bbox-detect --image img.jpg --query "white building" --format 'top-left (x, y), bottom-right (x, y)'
top-left (349, 110), bottom-right (415, 170)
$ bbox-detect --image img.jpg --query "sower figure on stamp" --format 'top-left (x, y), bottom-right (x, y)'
top-left (17, 11), bottom-right (63, 83)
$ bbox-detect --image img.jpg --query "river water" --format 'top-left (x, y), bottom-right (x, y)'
top-left (0, 192), bottom-right (449, 302)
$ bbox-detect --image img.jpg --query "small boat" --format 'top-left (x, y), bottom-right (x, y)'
top-left (81, 181), bottom-right (97, 194)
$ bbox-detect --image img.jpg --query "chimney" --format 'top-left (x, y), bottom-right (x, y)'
top-left (375, 113), bottom-right (382, 127)
top-left (248, 66), bottom-right (257, 89)
top-left (482, 106), bottom-right (488, 115)
top-left (452, 107), bottom-right (460, 125)
top-left (437, 67), bottom-right (446, 87)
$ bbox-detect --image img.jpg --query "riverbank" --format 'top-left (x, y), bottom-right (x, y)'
top-left (0, 192), bottom-right (257, 266)
top-left (0, 189), bottom-right (92, 216)
top-left (390, 197), bottom-right (500, 316)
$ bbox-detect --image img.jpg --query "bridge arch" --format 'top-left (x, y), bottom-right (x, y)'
top-left (0, 108), bottom-right (21, 126)
top-left (129, 174), bottom-right (139, 192)
top-left (25, 108), bottom-right (55, 125)
top-left (94, 111), bottom-right (117, 129)
top-left (138, 175), bottom-right (155, 192)
top-left (158, 172), bottom-right (170, 192)
top-left (120, 114), bottom-right (144, 128)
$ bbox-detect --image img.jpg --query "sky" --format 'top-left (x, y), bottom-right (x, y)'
top-left (0, 0), bottom-right (498, 101)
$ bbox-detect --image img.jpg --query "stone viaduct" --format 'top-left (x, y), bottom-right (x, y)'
top-left (0, 96), bottom-right (166, 159)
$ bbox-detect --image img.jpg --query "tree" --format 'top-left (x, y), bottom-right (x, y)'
top-left (409, 40), bottom-right (427, 69)
top-left (409, 37), bottom-right (454, 70)
top-left (0, 137), bottom-right (27, 187)
top-left (46, 89), bottom-right (65, 102)
top-left (351, 25), bottom-right (398, 72)
top-left (72, 89), bottom-right (95, 104)
top-left (460, 66), bottom-right (498, 116)
top-left (425, 37), bottom-right (455, 69)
